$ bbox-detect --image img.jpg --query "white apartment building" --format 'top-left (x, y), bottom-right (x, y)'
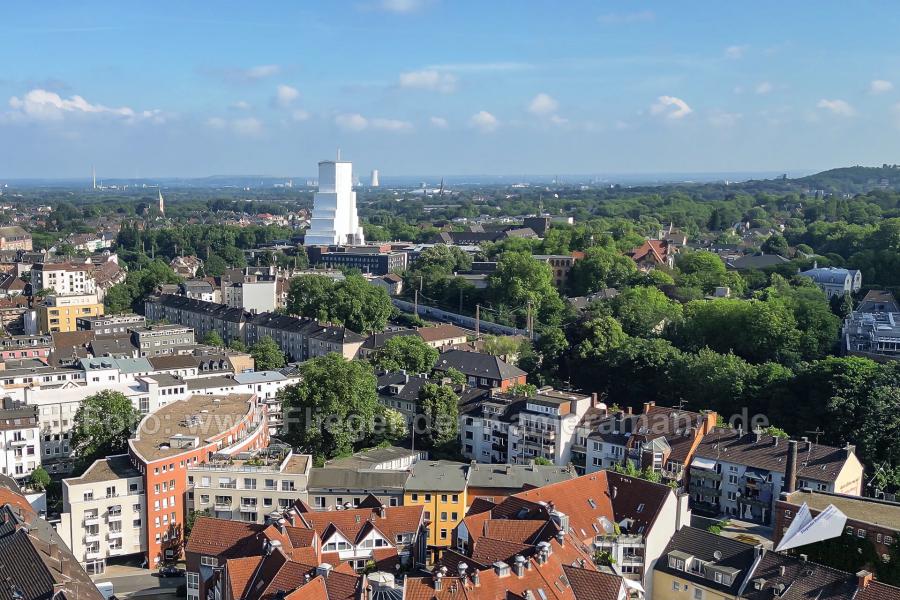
top-left (0, 404), bottom-right (41, 480)
top-left (304, 159), bottom-right (365, 246)
top-left (188, 447), bottom-right (311, 522)
top-left (459, 388), bottom-right (595, 467)
top-left (225, 280), bottom-right (277, 314)
top-left (31, 263), bottom-right (97, 295)
top-left (59, 455), bottom-right (146, 573)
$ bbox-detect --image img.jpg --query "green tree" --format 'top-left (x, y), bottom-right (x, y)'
top-left (287, 274), bottom-right (393, 333)
top-left (228, 339), bottom-right (248, 352)
top-left (71, 390), bottom-right (141, 470)
top-left (568, 246), bottom-right (639, 295)
top-left (481, 335), bottom-right (523, 359)
top-left (418, 383), bottom-right (459, 450)
top-left (202, 331), bottom-right (224, 347)
top-left (378, 407), bottom-right (409, 444)
top-left (370, 335), bottom-right (439, 374)
top-left (533, 457), bottom-right (553, 466)
top-left (442, 367), bottom-right (467, 386)
top-left (250, 336), bottom-right (286, 371)
top-left (572, 315), bottom-right (626, 361)
top-left (488, 251), bottom-right (567, 326)
top-left (104, 284), bottom-right (133, 314)
top-left (761, 234), bottom-right (790, 256)
top-left (280, 353), bottom-right (379, 460)
top-left (30, 466), bottom-right (51, 491)
top-left (610, 286), bottom-right (683, 337)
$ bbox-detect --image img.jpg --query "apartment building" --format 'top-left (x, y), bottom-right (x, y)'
top-left (306, 244), bottom-right (408, 276)
top-left (224, 278), bottom-right (277, 313)
top-left (31, 262), bottom-right (96, 295)
top-left (31, 293), bottom-right (104, 334)
top-left (297, 502), bottom-right (427, 570)
top-left (404, 460), bottom-right (469, 561)
top-left (188, 446), bottom-right (311, 522)
top-left (775, 489), bottom-right (900, 565)
top-left (655, 526), bottom-right (900, 600)
top-left (416, 324), bottom-right (469, 349)
top-left (465, 461), bottom-right (576, 504)
top-left (0, 225), bottom-right (32, 251)
top-left (308, 447), bottom-right (425, 510)
top-left (0, 333), bottom-right (53, 360)
top-left (584, 401), bottom-right (718, 489)
top-left (145, 294), bottom-right (366, 361)
top-left (0, 404), bottom-right (40, 480)
top-left (127, 393), bottom-right (269, 567)
top-left (459, 387), bottom-right (595, 467)
top-left (131, 324), bottom-right (195, 357)
top-left (76, 313), bottom-right (146, 335)
top-left (504, 470), bottom-right (689, 598)
top-left (59, 455), bottom-right (146, 573)
top-left (533, 252), bottom-right (584, 290)
top-left (690, 430), bottom-right (864, 524)
top-left (434, 349), bottom-right (527, 391)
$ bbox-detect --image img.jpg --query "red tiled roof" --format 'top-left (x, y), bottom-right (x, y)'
top-left (560, 565), bottom-right (623, 600)
top-left (470, 537), bottom-right (531, 566)
top-left (299, 505), bottom-right (423, 546)
top-left (226, 556), bottom-right (263, 600)
top-left (482, 520), bottom-right (547, 545)
top-left (284, 576), bottom-right (328, 600)
top-left (186, 517), bottom-right (264, 556)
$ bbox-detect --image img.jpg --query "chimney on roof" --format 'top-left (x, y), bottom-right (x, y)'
top-left (625, 406), bottom-right (632, 415)
top-left (434, 572), bottom-right (443, 591)
top-left (556, 531), bottom-right (565, 547)
top-left (799, 554), bottom-right (808, 563)
top-left (458, 562), bottom-right (468, 578)
top-left (845, 443), bottom-right (856, 459)
top-left (785, 440), bottom-right (798, 494)
top-left (471, 570), bottom-right (480, 586)
top-left (513, 555), bottom-right (526, 577)
top-left (857, 570), bottom-right (873, 590)
top-left (643, 401), bottom-right (655, 414)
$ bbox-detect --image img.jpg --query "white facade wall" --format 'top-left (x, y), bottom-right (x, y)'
top-left (0, 423), bottom-right (41, 479)
top-left (60, 470), bottom-right (146, 569)
top-left (304, 161), bottom-right (365, 246)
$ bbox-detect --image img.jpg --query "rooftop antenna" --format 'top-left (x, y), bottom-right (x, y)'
top-left (805, 428), bottom-right (824, 445)
top-left (337, 148), bottom-right (341, 161)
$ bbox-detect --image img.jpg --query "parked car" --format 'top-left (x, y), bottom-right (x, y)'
top-left (158, 565), bottom-right (185, 578)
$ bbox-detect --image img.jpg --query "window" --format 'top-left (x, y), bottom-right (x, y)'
top-left (452, 494), bottom-right (459, 502)
top-left (672, 582), bottom-right (681, 591)
top-left (200, 556), bottom-right (219, 567)
top-left (441, 494), bottom-right (448, 502)
top-left (694, 589), bottom-right (703, 600)
top-left (440, 512), bottom-right (448, 521)
top-left (411, 494), bottom-right (419, 502)
top-left (424, 494), bottom-right (431, 502)
top-left (886, 536), bottom-right (894, 545)
top-left (440, 529), bottom-right (448, 540)
top-left (858, 529), bottom-right (867, 538)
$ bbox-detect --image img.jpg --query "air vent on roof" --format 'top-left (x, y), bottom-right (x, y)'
top-left (713, 550), bottom-right (722, 560)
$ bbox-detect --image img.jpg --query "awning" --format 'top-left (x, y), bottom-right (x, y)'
top-left (691, 456), bottom-right (717, 470)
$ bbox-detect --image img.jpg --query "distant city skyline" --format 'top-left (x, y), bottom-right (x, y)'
top-left (2, 1), bottom-right (899, 178)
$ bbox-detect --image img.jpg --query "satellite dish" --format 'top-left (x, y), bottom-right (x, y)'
top-left (713, 550), bottom-right (723, 560)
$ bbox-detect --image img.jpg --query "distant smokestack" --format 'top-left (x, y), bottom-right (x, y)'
top-left (785, 440), bottom-right (798, 494)
top-left (371, 169), bottom-right (380, 187)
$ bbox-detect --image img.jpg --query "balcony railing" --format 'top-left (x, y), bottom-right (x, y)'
top-left (108, 531), bottom-right (123, 540)
top-left (85, 533), bottom-right (101, 543)
top-left (85, 550), bottom-right (102, 560)
top-left (84, 516), bottom-right (100, 526)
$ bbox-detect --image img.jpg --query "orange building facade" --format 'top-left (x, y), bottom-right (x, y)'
top-left (127, 393), bottom-right (269, 567)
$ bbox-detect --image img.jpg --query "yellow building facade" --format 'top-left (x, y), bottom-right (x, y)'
top-left (37, 294), bottom-right (104, 333)
top-left (403, 460), bottom-right (469, 562)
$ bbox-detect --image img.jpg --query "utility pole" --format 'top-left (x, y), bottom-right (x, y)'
top-left (526, 300), bottom-right (533, 340)
top-left (414, 289), bottom-right (418, 318)
top-left (475, 304), bottom-right (480, 337)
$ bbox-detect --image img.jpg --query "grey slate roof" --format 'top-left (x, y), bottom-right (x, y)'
top-left (433, 349), bottom-right (526, 381)
top-left (308, 468), bottom-right (409, 491)
top-left (466, 463), bottom-right (576, 490)
top-left (654, 526), bottom-right (758, 596)
top-left (404, 460), bottom-right (468, 492)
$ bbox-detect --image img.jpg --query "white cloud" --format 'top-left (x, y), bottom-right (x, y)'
top-left (291, 109), bottom-right (310, 122)
top-left (650, 95), bottom-right (693, 119)
top-left (597, 10), bottom-right (655, 24)
top-left (870, 79), bottom-right (894, 94)
top-left (274, 84), bottom-right (300, 107)
top-left (230, 100), bottom-right (252, 110)
top-left (207, 116), bottom-right (264, 136)
top-left (371, 118), bottom-right (413, 131)
top-left (755, 81), bottom-right (773, 95)
top-left (424, 62), bottom-right (532, 73)
top-left (430, 116), bottom-right (449, 128)
top-left (232, 117), bottom-right (263, 136)
top-left (470, 110), bottom-right (499, 132)
top-left (245, 65), bottom-right (280, 79)
top-left (708, 110), bottom-right (742, 128)
top-left (335, 113), bottom-right (369, 131)
top-left (528, 93), bottom-right (559, 116)
top-left (724, 45), bottom-right (748, 59)
top-left (398, 69), bottom-right (457, 93)
top-left (817, 98), bottom-right (856, 117)
top-left (549, 114), bottom-right (569, 125)
top-left (376, 0), bottom-right (430, 13)
top-left (7, 88), bottom-right (163, 123)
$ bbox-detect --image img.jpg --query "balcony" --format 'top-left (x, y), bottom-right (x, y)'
top-left (522, 425), bottom-right (555, 439)
top-left (107, 512), bottom-right (123, 522)
top-left (108, 531), bottom-right (123, 540)
top-left (86, 550), bottom-right (102, 560)
top-left (691, 469), bottom-right (722, 481)
top-left (214, 502), bottom-right (233, 510)
top-left (689, 481), bottom-right (722, 496)
top-left (108, 547), bottom-right (126, 556)
top-left (84, 515), bottom-right (100, 526)
top-left (8, 438), bottom-right (28, 447)
top-left (85, 532), bottom-right (101, 543)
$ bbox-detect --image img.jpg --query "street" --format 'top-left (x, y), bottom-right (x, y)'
top-left (91, 563), bottom-right (184, 599)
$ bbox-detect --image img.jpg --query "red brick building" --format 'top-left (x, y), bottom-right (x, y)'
top-left (127, 393), bottom-right (269, 567)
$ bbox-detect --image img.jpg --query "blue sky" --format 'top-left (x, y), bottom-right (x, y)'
top-left (2, 1), bottom-right (900, 178)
